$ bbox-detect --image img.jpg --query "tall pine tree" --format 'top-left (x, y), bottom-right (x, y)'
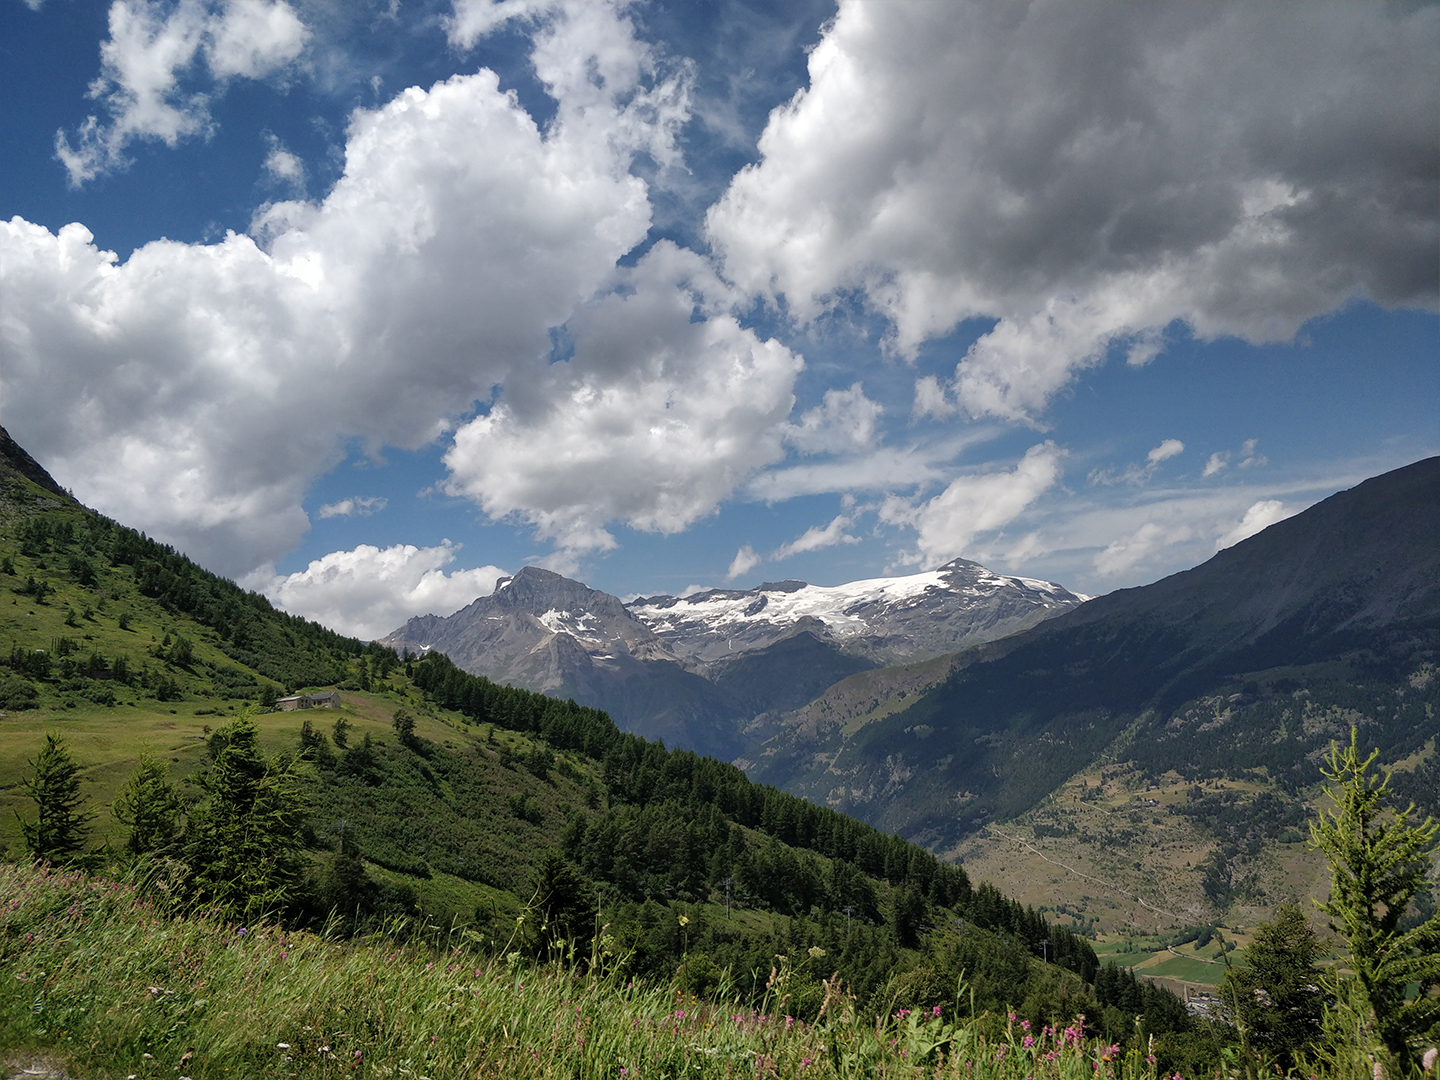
top-left (18, 733), bottom-right (93, 863)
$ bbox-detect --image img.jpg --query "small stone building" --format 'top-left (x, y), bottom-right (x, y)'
top-left (274, 690), bottom-right (341, 711)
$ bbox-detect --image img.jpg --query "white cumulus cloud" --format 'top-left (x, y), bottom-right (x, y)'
top-left (441, 242), bottom-right (804, 559)
top-left (883, 441), bottom-right (1066, 568)
top-left (708, 0), bottom-right (1438, 421)
top-left (1215, 499), bottom-right (1293, 550)
top-left (262, 133), bottom-right (304, 188)
top-left (772, 514), bottom-right (859, 561)
top-left (4, 3), bottom-right (679, 579)
top-left (317, 497), bottom-right (387, 519)
top-left (55, 0), bottom-right (308, 185)
top-left (784, 383), bottom-right (883, 454)
top-left (1147, 439), bottom-right (1185, 465)
top-left (726, 544), bottom-right (760, 581)
top-left (249, 541), bottom-right (505, 641)
top-left (1094, 521), bottom-right (1196, 579)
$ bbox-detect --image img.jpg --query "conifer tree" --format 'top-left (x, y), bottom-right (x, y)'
top-left (18, 733), bottom-right (94, 863)
top-left (1220, 902), bottom-right (1325, 1071)
top-left (185, 713), bottom-right (308, 918)
top-left (526, 852), bottom-right (595, 960)
top-left (112, 753), bottom-right (181, 856)
top-left (1310, 729), bottom-right (1440, 1073)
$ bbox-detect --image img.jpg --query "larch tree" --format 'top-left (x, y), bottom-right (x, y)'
top-left (1309, 729), bottom-right (1440, 1074)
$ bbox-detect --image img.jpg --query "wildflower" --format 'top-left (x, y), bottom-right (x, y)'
top-left (1021, 1019), bottom-right (1031, 1032)
top-left (931, 1005), bottom-right (942, 1017)
top-left (808, 945), bottom-right (826, 959)
top-left (678, 915), bottom-right (689, 926)
top-left (1423, 1048), bottom-right (1438, 1072)
top-left (1022, 1035), bottom-right (1034, 1048)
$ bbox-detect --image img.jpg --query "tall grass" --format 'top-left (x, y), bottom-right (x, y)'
top-left (2, 862), bottom-right (1167, 1079)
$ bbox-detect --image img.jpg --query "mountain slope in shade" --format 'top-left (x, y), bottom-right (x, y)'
top-left (381, 559), bottom-right (1087, 757)
top-left (750, 457), bottom-right (1439, 852)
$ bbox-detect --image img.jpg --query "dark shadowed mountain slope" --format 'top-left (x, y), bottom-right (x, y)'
top-left (750, 457), bottom-right (1439, 850)
top-left (0, 425), bottom-right (70, 500)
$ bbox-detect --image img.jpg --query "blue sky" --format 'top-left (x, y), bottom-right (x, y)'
top-left (2, 0), bottom-right (1436, 640)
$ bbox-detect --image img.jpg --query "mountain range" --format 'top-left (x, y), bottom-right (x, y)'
top-left (379, 559), bottom-right (1087, 757)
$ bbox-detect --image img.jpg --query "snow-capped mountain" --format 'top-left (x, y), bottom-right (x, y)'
top-left (630, 559), bottom-right (1087, 670)
top-left (380, 559), bottom-right (1086, 757)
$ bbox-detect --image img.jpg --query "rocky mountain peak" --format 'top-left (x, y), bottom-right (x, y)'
top-left (488, 565), bottom-right (638, 625)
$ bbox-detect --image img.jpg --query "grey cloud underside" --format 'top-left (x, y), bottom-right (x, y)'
top-left (378, 558), bottom-right (1086, 758)
top-left (708, 0), bottom-right (1438, 423)
top-left (967, 3), bottom-right (1437, 303)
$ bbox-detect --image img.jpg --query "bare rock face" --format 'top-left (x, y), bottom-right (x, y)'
top-left (381, 561), bottom-right (1086, 758)
top-left (380, 567), bottom-right (748, 758)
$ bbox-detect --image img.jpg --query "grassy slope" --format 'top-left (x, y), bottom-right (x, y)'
top-left (1, 861), bottom-right (1187, 1080)
top-left (0, 450), bottom-right (599, 917)
top-left (0, 438), bottom-right (1242, 1054)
